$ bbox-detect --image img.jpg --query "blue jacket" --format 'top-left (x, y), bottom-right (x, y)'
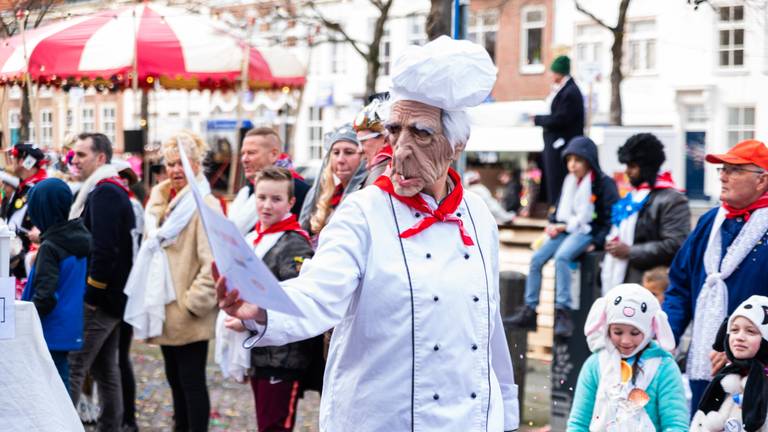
top-left (567, 342), bottom-right (689, 431)
top-left (662, 207), bottom-right (768, 341)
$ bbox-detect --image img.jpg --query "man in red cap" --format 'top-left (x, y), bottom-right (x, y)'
top-left (664, 138), bottom-right (768, 412)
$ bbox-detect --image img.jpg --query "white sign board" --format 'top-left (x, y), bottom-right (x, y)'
top-left (176, 141), bottom-right (303, 317)
top-left (0, 277), bottom-right (15, 339)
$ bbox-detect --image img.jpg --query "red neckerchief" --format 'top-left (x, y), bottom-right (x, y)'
top-left (723, 191), bottom-right (768, 222)
top-left (252, 214), bottom-right (311, 245)
top-left (289, 169), bottom-right (304, 181)
top-left (368, 145), bottom-right (393, 169)
top-left (18, 168), bottom-right (47, 191)
top-left (169, 188), bottom-right (177, 202)
top-left (329, 184), bottom-right (344, 208)
top-left (636, 171), bottom-right (678, 191)
top-left (374, 168), bottom-right (474, 246)
top-left (96, 176), bottom-right (133, 197)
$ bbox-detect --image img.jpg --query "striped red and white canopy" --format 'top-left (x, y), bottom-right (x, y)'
top-left (0, 3), bottom-right (305, 90)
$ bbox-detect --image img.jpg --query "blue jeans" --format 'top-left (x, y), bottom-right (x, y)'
top-left (50, 350), bottom-right (70, 392)
top-left (525, 232), bottom-right (593, 309)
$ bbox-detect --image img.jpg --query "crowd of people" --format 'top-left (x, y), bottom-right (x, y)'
top-left (6, 35), bottom-right (768, 432)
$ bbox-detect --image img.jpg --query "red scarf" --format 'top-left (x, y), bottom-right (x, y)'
top-left (252, 214), bottom-right (311, 245)
top-left (97, 176), bottom-right (133, 197)
top-left (636, 171), bottom-right (679, 191)
top-left (329, 184), bottom-right (344, 208)
top-left (18, 168), bottom-right (47, 191)
top-left (374, 168), bottom-right (474, 246)
top-left (723, 191), bottom-right (768, 222)
top-left (368, 145), bottom-right (393, 169)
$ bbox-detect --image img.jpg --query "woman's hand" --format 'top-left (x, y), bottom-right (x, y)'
top-left (545, 224), bottom-right (566, 238)
top-left (709, 350), bottom-right (727, 376)
top-left (213, 262), bottom-right (266, 323)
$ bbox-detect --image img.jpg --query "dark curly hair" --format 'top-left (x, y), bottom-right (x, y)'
top-left (618, 133), bottom-right (666, 187)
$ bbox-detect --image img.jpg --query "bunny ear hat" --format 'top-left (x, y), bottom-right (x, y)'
top-left (585, 283), bottom-right (676, 357)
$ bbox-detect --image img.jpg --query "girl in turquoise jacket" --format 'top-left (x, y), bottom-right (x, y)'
top-left (567, 283), bottom-right (689, 431)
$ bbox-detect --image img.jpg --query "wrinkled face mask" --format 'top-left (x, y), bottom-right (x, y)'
top-left (386, 100), bottom-right (460, 197)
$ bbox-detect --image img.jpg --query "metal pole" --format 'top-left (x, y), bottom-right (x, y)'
top-left (227, 17), bottom-right (255, 196)
top-left (452, 0), bottom-right (468, 176)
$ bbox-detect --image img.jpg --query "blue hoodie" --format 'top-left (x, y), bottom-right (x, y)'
top-left (22, 178), bottom-right (91, 351)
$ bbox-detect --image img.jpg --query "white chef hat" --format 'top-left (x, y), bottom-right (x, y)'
top-left (389, 36), bottom-right (497, 111)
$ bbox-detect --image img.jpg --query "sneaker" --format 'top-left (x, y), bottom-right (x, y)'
top-left (506, 305), bottom-right (538, 330)
top-left (554, 308), bottom-right (574, 339)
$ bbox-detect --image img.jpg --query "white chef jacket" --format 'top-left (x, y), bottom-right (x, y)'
top-left (244, 186), bottom-right (519, 432)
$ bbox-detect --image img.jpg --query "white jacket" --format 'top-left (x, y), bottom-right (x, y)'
top-left (245, 186), bottom-right (519, 432)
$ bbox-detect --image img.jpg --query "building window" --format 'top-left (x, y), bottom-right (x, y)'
top-left (468, 9), bottom-right (498, 63)
top-left (40, 109), bottom-right (53, 147)
top-left (521, 6), bottom-right (546, 74)
top-left (686, 104), bottom-right (708, 123)
top-left (9, 110), bottom-right (19, 146)
top-left (308, 106), bottom-right (323, 159)
top-left (101, 106), bottom-right (117, 144)
top-left (406, 14), bottom-right (426, 46)
top-left (331, 40), bottom-right (345, 74)
top-left (379, 25), bottom-right (391, 76)
top-left (574, 24), bottom-right (606, 81)
top-left (718, 5), bottom-right (745, 68)
top-left (727, 106), bottom-right (755, 147)
top-left (81, 106), bottom-right (95, 132)
top-left (627, 19), bottom-right (656, 74)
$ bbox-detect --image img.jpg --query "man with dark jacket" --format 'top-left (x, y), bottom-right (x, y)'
top-left (534, 55), bottom-right (585, 207)
top-left (601, 134), bottom-right (691, 289)
top-left (67, 133), bottom-right (135, 432)
top-left (509, 136), bottom-right (618, 338)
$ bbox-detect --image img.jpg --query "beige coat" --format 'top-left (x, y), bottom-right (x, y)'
top-left (145, 178), bottom-right (220, 346)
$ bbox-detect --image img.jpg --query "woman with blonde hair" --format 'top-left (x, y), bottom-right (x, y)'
top-left (123, 130), bottom-right (220, 432)
top-left (300, 124), bottom-right (365, 236)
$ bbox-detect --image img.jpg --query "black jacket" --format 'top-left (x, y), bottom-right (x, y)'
top-left (551, 136), bottom-right (619, 250)
top-left (250, 231), bottom-right (321, 381)
top-left (82, 181), bottom-right (136, 319)
top-left (624, 188), bottom-right (691, 283)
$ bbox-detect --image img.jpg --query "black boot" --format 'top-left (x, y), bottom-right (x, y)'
top-left (554, 307), bottom-right (574, 338)
top-left (506, 305), bottom-right (538, 330)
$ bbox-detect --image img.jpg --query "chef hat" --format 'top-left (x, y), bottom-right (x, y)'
top-left (390, 36), bottom-right (497, 112)
top-left (728, 295), bottom-right (768, 341)
top-left (585, 283), bottom-right (676, 358)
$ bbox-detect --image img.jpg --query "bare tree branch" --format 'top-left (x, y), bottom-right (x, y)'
top-left (369, 0), bottom-right (385, 11)
top-left (307, 2), bottom-right (368, 58)
top-left (33, 0), bottom-right (54, 28)
top-left (574, 0), bottom-right (615, 31)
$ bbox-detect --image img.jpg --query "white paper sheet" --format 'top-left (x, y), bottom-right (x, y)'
top-left (176, 141), bottom-right (303, 317)
top-left (0, 276), bottom-right (16, 339)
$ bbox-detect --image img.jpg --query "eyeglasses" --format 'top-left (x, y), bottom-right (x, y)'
top-left (716, 165), bottom-right (767, 176)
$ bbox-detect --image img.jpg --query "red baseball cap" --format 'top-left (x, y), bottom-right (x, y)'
top-left (705, 139), bottom-right (768, 171)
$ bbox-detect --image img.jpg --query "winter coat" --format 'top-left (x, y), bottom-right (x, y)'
top-left (567, 342), bottom-right (689, 431)
top-left (624, 188), bottom-right (691, 284)
top-left (82, 180), bottom-right (136, 318)
top-left (248, 231), bottom-right (320, 381)
top-left (551, 136), bottom-right (619, 249)
top-left (663, 208), bottom-right (768, 342)
top-left (144, 179), bottom-right (220, 346)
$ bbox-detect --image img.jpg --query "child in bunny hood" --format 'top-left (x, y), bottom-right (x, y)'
top-left (691, 295), bottom-right (768, 432)
top-left (568, 284), bottom-right (689, 431)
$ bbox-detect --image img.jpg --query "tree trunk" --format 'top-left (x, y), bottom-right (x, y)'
top-left (609, 31), bottom-right (623, 126)
top-left (427, 0), bottom-right (452, 41)
top-left (20, 84), bottom-right (31, 142)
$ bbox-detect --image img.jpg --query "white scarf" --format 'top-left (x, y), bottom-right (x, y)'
top-left (68, 164), bottom-right (119, 219)
top-left (214, 227), bottom-right (285, 382)
top-left (123, 176), bottom-right (211, 340)
top-left (600, 189), bottom-right (650, 293)
top-left (688, 207), bottom-right (768, 381)
top-left (555, 172), bottom-right (594, 235)
top-left (229, 185), bottom-right (259, 235)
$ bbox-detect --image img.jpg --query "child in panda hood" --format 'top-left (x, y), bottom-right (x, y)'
top-left (691, 295), bottom-right (768, 432)
top-left (568, 283), bottom-right (689, 431)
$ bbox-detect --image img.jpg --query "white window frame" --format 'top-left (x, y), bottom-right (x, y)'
top-left (468, 9), bottom-right (499, 63)
top-left (574, 23), bottom-right (607, 80)
top-left (406, 14), bottom-right (427, 46)
top-left (379, 24), bottom-right (391, 76)
top-left (330, 39), bottom-right (345, 74)
top-left (520, 5), bottom-right (546, 74)
top-left (101, 104), bottom-right (117, 144)
top-left (81, 105), bottom-right (95, 133)
top-left (626, 19), bottom-right (657, 75)
top-left (726, 106), bottom-right (755, 147)
top-left (308, 106), bottom-right (324, 159)
top-left (717, 4), bottom-right (745, 69)
top-left (39, 109), bottom-right (53, 147)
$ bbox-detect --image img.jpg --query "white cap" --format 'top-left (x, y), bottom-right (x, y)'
top-left (390, 36), bottom-right (497, 111)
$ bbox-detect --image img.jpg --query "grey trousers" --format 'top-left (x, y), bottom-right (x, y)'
top-left (68, 305), bottom-right (124, 432)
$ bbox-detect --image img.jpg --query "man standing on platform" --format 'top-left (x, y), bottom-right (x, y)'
top-left (664, 139), bottom-right (768, 411)
top-left (216, 36), bottom-right (519, 432)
